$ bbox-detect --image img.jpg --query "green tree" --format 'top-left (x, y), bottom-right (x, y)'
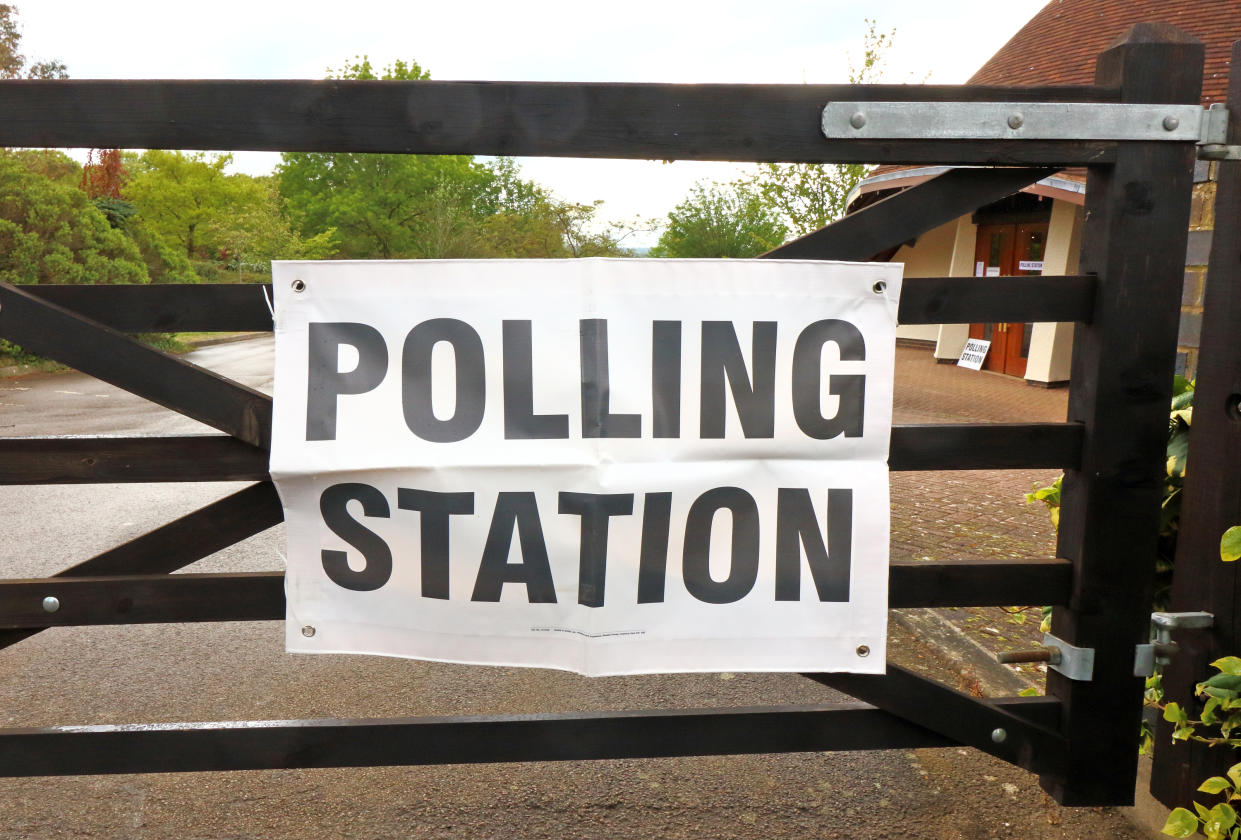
top-left (745, 19), bottom-right (894, 235)
top-left (125, 152), bottom-right (334, 278)
top-left (0, 4), bottom-right (66, 79)
top-left (6, 149), bottom-right (79, 185)
top-left (0, 153), bottom-right (146, 285)
top-left (277, 57), bottom-right (499, 260)
top-left (277, 59), bottom-right (622, 260)
top-left (202, 176), bottom-right (338, 271)
top-left (275, 55), bottom-right (638, 261)
top-left (477, 196), bottom-right (625, 258)
top-left (469, 158), bottom-right (626, 258)
top-left (125, 151), bottom-right (258, 260)
top-left (649, 181), bottom-right (787, 258)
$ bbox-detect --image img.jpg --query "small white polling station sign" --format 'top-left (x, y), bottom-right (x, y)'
top-left (958, 338), bottom-right (992, 371)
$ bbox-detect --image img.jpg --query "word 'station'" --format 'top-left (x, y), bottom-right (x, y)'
top-left (270, 259), bottom-right (902, 676)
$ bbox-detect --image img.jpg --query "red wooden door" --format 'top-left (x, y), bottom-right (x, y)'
top-left (969, 222), bottom-right (1047, 377)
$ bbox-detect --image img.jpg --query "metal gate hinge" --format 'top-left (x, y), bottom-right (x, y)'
top-left (1135, 611), bottom-right (1216, 676)
top-left (821, 101), bottom-right (1229, 146)
top-left (1196, 104), bottom-right (1241, 159)
top-left (1041, 632), bottom-right (1095, 681)
top-left (1198, 145), bottom-right (1241, 160)
top-left (1199, 104), bottom-right (1230, 145)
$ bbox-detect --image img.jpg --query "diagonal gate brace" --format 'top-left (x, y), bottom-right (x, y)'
top-left (0, 482), bottom-right (283, 652)
top-left (763, 167), bottom-right (1057, 262)
top-left (807, 664), bottom-right (1068, 778)
top-left (0, 283), bottom-right (272, 449)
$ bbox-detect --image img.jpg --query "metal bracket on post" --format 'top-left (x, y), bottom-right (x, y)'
top-left (999, 633), bottom-right (1095, 681)
top-left (1134, 611), bottom-right (1215, 676)
top-left (1042, 633), bottom-right (1095, 682)
top-left (1197, 103), bottom-right (1241, 159)
top-left (822, 101), bottom-right (1237, 159)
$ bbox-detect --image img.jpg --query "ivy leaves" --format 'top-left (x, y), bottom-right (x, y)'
top-left (1164, 790), bottom-right (1241, 839)
top-left (1162, 759), bottom-right (1241, 837)
top-left (1220, 527), bottom-right (1241, 563)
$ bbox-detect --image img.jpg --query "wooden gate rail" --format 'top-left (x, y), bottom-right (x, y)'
top-left (15, 273), bottom-right (1099, 331)
top-left (0, 558), bottom-right (1076, 630)
top-left (0, 424), bottom-right (1084, 483)
top-left (0, 696), bottom-right (1061, 778)
top-left (7, 80), bottom-right (1120, 164)
top-left (0, 24), bottom-right (1205, 805)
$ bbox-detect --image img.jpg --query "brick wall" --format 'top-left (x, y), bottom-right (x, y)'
top-left (1178, 161), bottom-right (1216, 379)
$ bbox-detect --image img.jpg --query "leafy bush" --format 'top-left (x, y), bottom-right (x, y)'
top-left (1026, 375), bottom-right (1194, 610)
top-left (1164, 757), bottom-right (1241, 838)
top-left (0, 154), bottom-right (148, 285)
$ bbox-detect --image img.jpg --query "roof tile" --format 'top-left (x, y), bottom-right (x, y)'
top-left (866, 5), bottom-right (1236, 184)
top-left (969, 0), bottom-right (1237, 105)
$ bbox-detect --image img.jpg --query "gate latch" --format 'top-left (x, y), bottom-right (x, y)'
top-left (997, 632), bottom-right (1094, 681)
top-left (1134, 611), bottom-right (1215, 676)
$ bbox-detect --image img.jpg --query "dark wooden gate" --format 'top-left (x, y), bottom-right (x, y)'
top-left (0, 24), bottom-right (1208, 807)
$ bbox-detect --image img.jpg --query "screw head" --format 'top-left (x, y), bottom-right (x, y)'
top-left (1007, 113), bottom-right (1024, 130)
top-left (1163, 116), bottom-right (1181, 131)
top-left (856, 645), bottom-right (871, 658)
top-left (301, 625), bottom-right (316, 638)
top-left (42, 596), bottom-right (60, 613)
top-left (991, 727), bottom-right (1008, 744)
top-left (849, 111), bottom-right (867, 130)
top-left (1226, 393), bottom-right (1241, 422)
top-left (291, 278), bottom-right (306, 293)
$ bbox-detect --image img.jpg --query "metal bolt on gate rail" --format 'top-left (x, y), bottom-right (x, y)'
top-left (996, 633), bottom-right (1095, 681)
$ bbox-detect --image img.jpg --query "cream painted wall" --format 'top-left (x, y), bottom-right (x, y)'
top-left (1024, 201), bottom-right (1083, 384)
top-left (874, 195), bottom-right (1082, 377)
top-left (934, 216), bottom-right (979, 359)
top-left (893, 219), bottom-right (959, 344)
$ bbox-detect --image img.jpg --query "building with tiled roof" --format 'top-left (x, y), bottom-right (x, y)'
top-left (857, 0), bottom-right (1233, 383)
top-left (969, 0), bottom-right (1235, 104)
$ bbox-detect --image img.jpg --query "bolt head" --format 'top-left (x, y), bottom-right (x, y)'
top-left (1163, 116), bottom-right (1181, 131)
top-left (42, 596), bottom-right (60, 613)
top-left (301, 625), bottom-right (316, 638)
top-left (991, 727), bottom-right (1008, 744)
top-left (849, 112), bottom-right (867, 130)
top-left (1007, 113), bottom-right (1024, 130)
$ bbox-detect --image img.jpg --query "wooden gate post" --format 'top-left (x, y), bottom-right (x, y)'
top-left (1150, 39), bottom-right (1241, 809)
top-left (1043, 23), bottom-right (1203, 806)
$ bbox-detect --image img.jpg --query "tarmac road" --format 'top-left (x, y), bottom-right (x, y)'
top-left (0, 338), bottom-right (1145, 839)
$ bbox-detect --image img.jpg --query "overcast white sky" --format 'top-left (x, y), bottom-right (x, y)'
top-left (19, 0), bottom-right (1048, 246)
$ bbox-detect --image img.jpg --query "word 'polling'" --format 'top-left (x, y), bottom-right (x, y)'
top-left (306, 318), bottom-right (867, 443)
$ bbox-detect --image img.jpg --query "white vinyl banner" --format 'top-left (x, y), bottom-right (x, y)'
top-left (270, 258), bottom-right (903, 676)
